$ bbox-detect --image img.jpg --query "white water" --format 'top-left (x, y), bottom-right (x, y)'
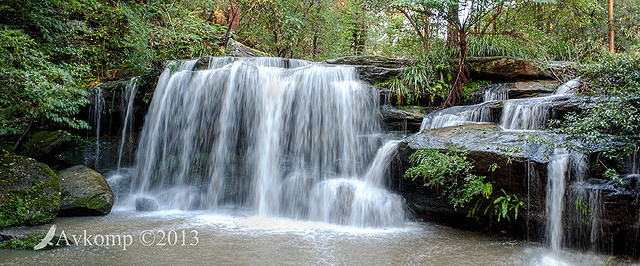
top-left (129, 57), bottom-right (405, 227)
top-left (420, 103), bottom-right (494, 130)
top-left (421, 79), bottom-right (583, 131)
top-left (498, 97), bottom-right (553, 131)
top-left (89, 87), bottom-right (105, 169)
top-left (546, 149), bottom-right (569, 253)
top-left (116, 77), bottom-right (139, 171)
top-left (483, 83), bottom-right (509, 102)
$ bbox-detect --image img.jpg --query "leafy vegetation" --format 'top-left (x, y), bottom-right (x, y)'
top-left (405, 147), bottom-right (493, 209)
top-left (555, 54), bottom-right (640, 161)
top-left (405, 147), bottom-right (527, 222)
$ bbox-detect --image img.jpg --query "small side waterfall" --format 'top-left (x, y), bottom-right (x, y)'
top-left (498, 97), bottom-right (552, 131)
top-left (483, 83), bottom-right (509, 102)
top-left (89, 87), bottom-right (105, 169)
top-left (116, 77), bottom-right (139, 171)
top-left (546, 149), bottom-right (569, 253)
top-left (420, 103), bottom-right (494, 130)
top-left (129, 57), bottom-right (405, 227)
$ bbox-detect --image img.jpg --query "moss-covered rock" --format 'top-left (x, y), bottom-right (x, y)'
top-left (0, 155), bottom-right (61, 229)
top-left (58, 165), bottom-right (114, 216)
top-left (0, 233), bottom-right (70, 250)
top-left (29, 130), bottom-right (73, 158)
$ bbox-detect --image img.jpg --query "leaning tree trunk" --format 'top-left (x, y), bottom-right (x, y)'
top-left (442, 30), bottom-right (468, 108)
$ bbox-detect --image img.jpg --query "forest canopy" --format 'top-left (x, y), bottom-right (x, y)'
top-left (0, 0), bottom-right (638, 150)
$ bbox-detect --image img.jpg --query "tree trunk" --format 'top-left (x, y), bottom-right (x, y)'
top-left (446, 3), bottom-right (459, 48)
top-left (608, 0), bottom-right (615, 52)
top-left (442, 30), bottom-right (468, 108)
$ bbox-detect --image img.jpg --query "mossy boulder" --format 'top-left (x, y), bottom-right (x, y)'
top-left (58, 165), bottom-right (114, 216)
top-left (0, 155), bottom-right (61, 229)
top-left (27, 130), bottom-right (85, 170)
top-left (29, 130), bottom-right (73, 157)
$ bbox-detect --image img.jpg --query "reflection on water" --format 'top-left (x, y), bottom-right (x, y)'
top-left (0, 211), bottom-right (626, 265)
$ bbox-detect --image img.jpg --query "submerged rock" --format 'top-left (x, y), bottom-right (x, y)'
top-left (58, 165), bottom-right (114, 216)
top-left (135, 197), bottom-right (159, 212)
top-left (0, 155), bottom-right (61, 229)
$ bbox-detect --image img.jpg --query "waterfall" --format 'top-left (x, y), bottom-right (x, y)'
top-left (498, 97), bottom-right (553, 131)
top-left (89, 87), bottom-right (105, 169)
top-left (129, 57), bottom-right (405, 227)
top-left (483, 83), bottom-right (509, 102)
top-left (546, 149), bottom-right (569, 253)
top-left (116, 77), bottom-right (139, 171)
top-left (554, 78), bottom-right (582, 96)
top-left (420, 104), bottom-right (494, 130)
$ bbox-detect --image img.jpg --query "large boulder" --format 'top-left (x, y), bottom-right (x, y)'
top-left (0, 155), bottom-right (60, 229)
top-left (468, 80), bottom-right (560, 103)
top-left (27, 130), bottom-right (86, 170)
top-left (58, 165), bottom-right (114, 216)
top-left (324, 55), bottom-right (415, 69)
top-left (324, 55), bottom-right (415, 84)
top-left (466, 57), bottom-right (577, 82)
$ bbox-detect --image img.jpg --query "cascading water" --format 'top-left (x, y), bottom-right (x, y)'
top-left (129, 57), bottom-right (405, 227)
top-left (89, 87), bottom-right (105, 169)
top-left (546, 148), bottom-right (569, 253)
top-left (420, 103), bottom-right (494, 130)
top-left (483, 83), bottom-right (509, 102)
top-left (498, 97), bottom-right (552, 131)
top-left (116, 77), bottom-right (139, 171)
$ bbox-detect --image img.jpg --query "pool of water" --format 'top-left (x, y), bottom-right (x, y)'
top-left (0, 210), bottom-right (627, 265)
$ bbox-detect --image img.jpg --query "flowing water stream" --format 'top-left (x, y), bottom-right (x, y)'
top-left (0, 211), bottom-right (618, 265)
top-left (1, 59), bottom-right (631, 264)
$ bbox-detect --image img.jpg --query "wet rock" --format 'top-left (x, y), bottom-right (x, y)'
top-left (380, 105), bottom-right (426, 133)
top-left (509, 80), bottom-right (559, 98)
top-left (466, 57), bottom-right (577, 82)
top-left (135, 197), bottom-right (159, 212)
top-left (390, 125), bottom-right (559, 234)
top-left (0, 155), bottom-right (60, 229)
top-left (58, 165), bottom-right (114, 216)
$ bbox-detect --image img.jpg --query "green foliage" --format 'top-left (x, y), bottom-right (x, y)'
top-left (0, 234), bottom-right (70, 250)
top-left (492, 189), bottom-right (526, 222)
top-left (386, 47), bottom-right (455, 106)
top-left (468, 35), bottom-right (543, 59)
top-left (581, 54), bottom-right (640, 95)
top-left (0, 28), bottom-right (89, 137)
top-left (405, 147), bottom-right (493, 209)
top-left (574, 195), bottom-right (591, 225)
top-left (462, 79), bottom-right (491, 101)
top-left (555, 54), bottom-right (640, 160)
